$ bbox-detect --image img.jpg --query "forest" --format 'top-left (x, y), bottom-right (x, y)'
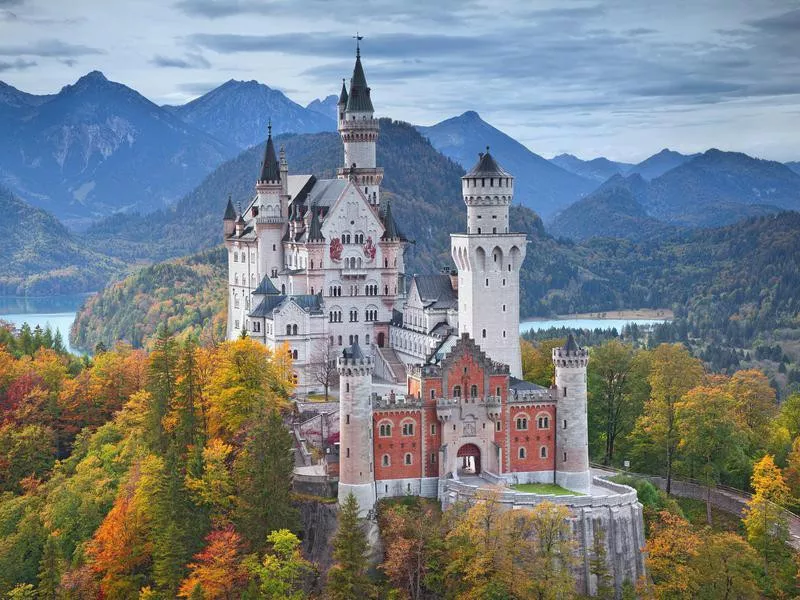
top-left (3, 318), bottom-right (800, 598)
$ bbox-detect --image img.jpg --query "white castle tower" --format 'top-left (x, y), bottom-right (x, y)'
top-left (337, 41), bottom-right (383, 207)
top-left (337, 342), bottom-right (376, 515)
top-left (450, 149), bottom-right (527, 377)
top-left (254, 124), bottom-right (287, 283)
top-left (552, 335), bottom-right (591, 493)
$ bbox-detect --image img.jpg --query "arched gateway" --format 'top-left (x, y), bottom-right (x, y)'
top-left (457, 443), bottom-right (481, 476)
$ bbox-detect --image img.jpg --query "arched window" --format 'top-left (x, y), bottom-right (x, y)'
top-left (470, 384), bottom-right (478, 398)
top-left (453, 385), bottom-right (462, 398)
top-left (540, 446), bottom-right (548, 459)
top-left (404, 453), bottom-right (412, 465)
top-left (286, 325), bottom-right (292, 336)
top-left (292, 324), bottom-right (298, 335)
top-left (519, 447), bottom-right (526, 459)
top-left (482, 329), bottom-right (486, 338)
top-left (379, 421), bottom-right (392, 437)
top-left (382, 454), bottom-right (390, 467)
top-left (516, 416), bottom-right (528, 431)
top-left (401, 420), bottom-right (414, 436)
top-left (537, 414), bottom-right (550, 429)
top-left (292, 350), bottom-right (298, 360)
top-left (430, 389), bottom-right (436, 399)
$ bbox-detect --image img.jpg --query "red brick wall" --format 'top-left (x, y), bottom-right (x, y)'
top-left (373, 411), bottom-right (423, 480)
top-left (508, 405), bottom-right (555, 472)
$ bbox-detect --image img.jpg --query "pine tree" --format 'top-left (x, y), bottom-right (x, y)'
top-left (326, 493), bottom-right (372, 600)
top-left (36, 535), bottom-right (61, 600)
top-left (589, 527), bottom-right (613, 599)
top-left (234, 409), bottom-right (298, 550)
top-left (147, 324), bottom-right (178, 453)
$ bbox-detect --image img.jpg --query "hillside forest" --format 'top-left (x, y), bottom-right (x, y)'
top-left (2, 319), bottom-right (800, 598)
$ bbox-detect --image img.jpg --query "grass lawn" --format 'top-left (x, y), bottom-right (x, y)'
top-left (305, 393), bottom-right (334, 403)
top-left (510, 483), bottom-right (582, 496)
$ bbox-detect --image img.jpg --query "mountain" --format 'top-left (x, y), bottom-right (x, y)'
top-left (164, 80), bottom-right (336, 150)
top-left (548, 174), bottom-right (674, 242)
top-left (549, 153), bottom-right (633, 182)
top-left (645, 149), bottom-right (800, 227)
top-left (306, 94), bottom-right (338, 121)
top-left (787, 161), bottom-right (800, 176)
top-left (0, 71), bottom-right (235, 229)
top-left (626, 148), bottom-right (695, 180)
top-left (416, 111), bottom-right (596, 219)
top-left (0, 184), bottom-right (124, 295)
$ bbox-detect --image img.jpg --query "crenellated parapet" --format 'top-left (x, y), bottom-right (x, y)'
top-left (552, 346), bottom-right (589, 368)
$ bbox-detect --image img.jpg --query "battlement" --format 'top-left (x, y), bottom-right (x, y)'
top-left (372, 392), bottom-right (422, 410)
top-left (337, 350), bottom-right (373, 375)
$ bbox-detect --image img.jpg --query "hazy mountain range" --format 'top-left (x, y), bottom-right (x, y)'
top-left (1, 70), bottom-right (799, 249)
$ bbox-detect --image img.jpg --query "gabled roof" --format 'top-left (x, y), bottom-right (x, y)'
top-left (253, 276), bottom-right (279, 296)
top-left (345, 50), bottom-right (374, 113)
top-left (259, 125), bottom-right (280, 182)
top-left (381, 202), bottom-right (407, 241)
top-left (465, 147), bottom-right (511, 178)
top-left (250, 295), bottom-right (285, 318)
top-left (223, 196), bottom-right (236, 220)
top-left (249, 293), bottom-right (323, 319)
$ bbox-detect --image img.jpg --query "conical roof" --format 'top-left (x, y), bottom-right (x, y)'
top-left (563, 334), bottom-right (579, 353)
top-left (345, 49), bottom-right (374, 113)
top-left (307, 208), bottom-right (325, 242)
top-left (253, 276), bottom-right (280, 296)
top-left (259, 124), bottom-right (280, 182)
top-left (223, 195), bottom-right (236, 220)
top-left (381, 201), bottom-right (406, 241)
top-left (344, 341), bottom-right (364, 360)
top-left (465, 147), bottom-right (511, 178)
top-left (338, 79), bottom-right (348, 106)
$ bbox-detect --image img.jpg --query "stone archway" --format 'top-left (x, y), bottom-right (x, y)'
top-left (457, 443), bottom-right (481, 476)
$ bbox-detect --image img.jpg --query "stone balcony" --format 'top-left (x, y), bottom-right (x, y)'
top-left (436, 396), bottom-right (502, 421)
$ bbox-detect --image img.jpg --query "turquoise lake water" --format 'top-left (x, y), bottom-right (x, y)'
top-left (0, 295), bottom-right (91, 354)
top-left (520, 317), bottom-right (668, 334)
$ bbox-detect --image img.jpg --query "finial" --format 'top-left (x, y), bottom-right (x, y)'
top-left (486, 145), bottom-right (490, 153)
top-left (353, 32), bottom-right (363, 58)
top-left (268, 118), bottom-right (272, 137)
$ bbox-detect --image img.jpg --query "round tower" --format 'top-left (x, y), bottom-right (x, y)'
top-left (337, 342), bottom-right (376, 516)
top-left (254, 123), bottom-right (285, 284)
top-left (552, 334), bottom-right (591, 493)
top-left (337, 42), bottom-right (383, 207)
top-left (450, 148), bottom-right (527, 377)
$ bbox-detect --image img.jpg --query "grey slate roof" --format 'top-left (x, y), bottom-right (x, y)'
top-left (338, 79), bottom-right (348, 106)
top-left (345, 52), bottom-right (374, 113)
top-left (249, 293), bottom-right (323, 319)
top-left (343, 341), bottom-right (364, 360)
top-left (381, 202), bottom-right (407, 241)
top-left (563, 333), bottom-right (579, 353)
top-left (307, 208), bottom-right (325, 242)
top-left (465, 148), bottom-right (511, 178)
top-left (259, 127), bottom-right (280, 182)
top-left (253, 276), bottom-right (279, 296)
top-left (249, 295), bottom-right (285, 318)
top-left (305, 178), bottom-right (347, 207)
top-left (509, 377), bottom-right (547, 392)
top-left (223, 196), bottom-right (236, 220)
top-left (413, 274), bottom-right (457, 308)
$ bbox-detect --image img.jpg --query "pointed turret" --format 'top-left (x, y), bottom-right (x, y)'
top-left (307, 208), bottom-right (325, 242)
top-left (258, 122), bottom-right (280, 183)
top-left (338, 78), bottom-right (348, 106)
top-left (345, 44), bottom-right (374, 113)
top-left (223, 195), bottom-right (236, 236)
top-left (381, 201), bottom-right (406, 241)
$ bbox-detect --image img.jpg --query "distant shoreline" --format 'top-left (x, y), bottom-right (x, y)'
top-left (522, 308), bottom-right (673, 323)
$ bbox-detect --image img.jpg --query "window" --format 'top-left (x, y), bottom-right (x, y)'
top-left (502, 304), bottom-right (506, 312)
top-left (338, 335), bottom-right (343, 346)
top-left (496, 387), bottom-right (501, 397)
top-left (253, 321), bottom-right (261, 333)
top-left (346, 414), bottom-right (350, 424)
top-left (516, 416), bottom-right (528, 430)
top-left (291, 350), bottom-right (298, 360)
top-left (540, 446), bottom-right (548, 459)
top-left (537, 415), bottom-right (549, 429)
top-left (496, 421), bottom-right (501, 432)
top-left (563, 420), bottom-right (567, 430)
top-left (345, 383), bottom-right (350, 392)
top-left (234, 320), bottom-right (240, 330)
top-left (430, 389), bottom-right (436, 400)
top-left (346, 448), bottom-right (350, 458)
top-left (404, 453), bottom-right (412, 465)
top-left (564, 387), bottom-right (568, 397)
top-left (402, 421), bottom-right (414, 436)
top-left (382, 454), bottom-right (390, 466)
top-left (519, 447), bottom-right (526, 459)
top-left (470, 384), bottom-right (478, 398)
top-left (482, 329), bottom-right (487, 338)
top-left (379, 422), bottom-right (392, 437)
top-left (431, 453), bottom-right (437, 464)
top-left (453, 385), bottom-right (462, 398)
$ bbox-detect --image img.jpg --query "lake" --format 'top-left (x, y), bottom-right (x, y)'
top-left (0, 295), bottom-right (90, 354)
top-left (520, 317), bottom-right (668, 334)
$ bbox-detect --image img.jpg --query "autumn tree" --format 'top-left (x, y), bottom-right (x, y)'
top-left (178, 526), bottom-right (247, 599)
top-left (632, 343), bottom-right (703, 494)
top-left (644, 511), bottom-right (701, 599)
top-left (309, 336), bottom-right (338, 401)
top-left (587, 340), bottom-right (649, 465)
top-left (727, 369), bottom-right (777, 452)
top-left (327, 493), bottom-right (372, 600)
top-left (677, 386), bottom-right (745, 524)
top-left (521, 338), bottom-right (564, 387)
top-left (186, 438), bottom-right (235, 526)
top-left (691, 532), bottom-right (761, 599)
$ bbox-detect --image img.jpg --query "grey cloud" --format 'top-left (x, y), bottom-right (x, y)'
top-left (0, 39), bottom-right (104, 57)
top-left (0, 58), bottom-right (36, 72)
top-left (0, 0), bottom-right (23, 5)
top-left (624, 27), bottom-right (657, 36)
top-left (60, 58), bottom-right (78, 67)
top-left (173, 0), bottom-right (273, 18)
top-left (747, 8), bottom-right (800, 33)
top-left (629, 80), bottom-right (744, 98)
top-left (150, 52), bottom-right (211, 69)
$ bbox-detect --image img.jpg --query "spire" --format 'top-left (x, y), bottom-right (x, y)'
top-left (381, 201), bottom-right (406, 241)
top-left (223, 195), bottom-right (236, 220)
top-left (563, 334), bottom-right (579, 353)
top-left (259, 120), bottom-right (280, 182)
top-left (465, 146), bottom-right (511, 178)
top-left (338, 78), bottom-right (348, 106)
top-left (346, 38), bottom-right (374, 113)
top-left (307, 208), bottom-right (325, 242)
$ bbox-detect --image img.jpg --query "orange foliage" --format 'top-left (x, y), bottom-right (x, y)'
top-left (178, 526), bottom-right (247, 599)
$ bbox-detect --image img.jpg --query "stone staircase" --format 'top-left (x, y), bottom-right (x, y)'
top-left (375, 346), bottom-right (407, 383)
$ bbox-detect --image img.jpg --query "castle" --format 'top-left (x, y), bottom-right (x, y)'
top-left (226, 45), bottom-right (645, 595)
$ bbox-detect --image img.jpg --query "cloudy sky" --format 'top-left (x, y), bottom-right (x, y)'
top-left (1, 0), bottom-right (799, 162)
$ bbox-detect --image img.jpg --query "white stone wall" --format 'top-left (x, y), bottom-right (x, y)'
top-left (554, 351), bottom-right (591, 494)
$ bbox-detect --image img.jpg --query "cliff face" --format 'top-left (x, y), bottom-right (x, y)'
top-left (297, 499), bottom-right (339, 573)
